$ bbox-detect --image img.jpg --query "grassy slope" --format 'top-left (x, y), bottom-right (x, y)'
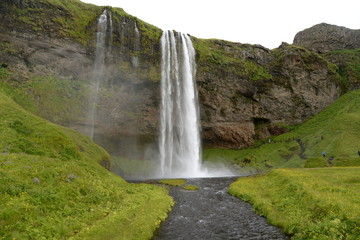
top-left (0, 91), bottom-right (173, 239)
top-left (204, 89), bottom-right (360, 171)
top-left (229, 168), bottom-right (360, 240)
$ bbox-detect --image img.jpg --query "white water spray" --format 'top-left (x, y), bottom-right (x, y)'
top-left (88, 10), bottom-right (111, 139)
top-left (158, 31), bottom-right (202, 178)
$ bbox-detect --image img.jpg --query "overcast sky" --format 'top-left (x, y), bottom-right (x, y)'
top-left (81, 0), bottom-right (360, 49)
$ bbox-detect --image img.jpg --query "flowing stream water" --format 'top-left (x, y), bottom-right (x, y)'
top-left (153, 177), bottom-right (288, 240)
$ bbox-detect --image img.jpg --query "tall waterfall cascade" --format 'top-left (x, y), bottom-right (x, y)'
top-left (87, 9), bottom-right (112, 139)
top-left (158, 30), bottom-right (203, 178)
top-left (132, 22), bottom-right (140, 68)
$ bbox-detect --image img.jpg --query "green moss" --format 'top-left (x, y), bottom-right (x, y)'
top-left (229, 168), bottom-right (360, 239)
top-left (182, 185), bottom-right (199, 191)
top-left (192, 38), bottom-right (246, 76)
top-left (244, 61), bottom-right (272, 81)
top-left (0, 42), bottom-right (18, 55)
top-left (159, 179), bottom-right (186, 187)
top-left (1, 0), bottom-right (101, 46)
top-left (2, 0), bottom-right (162, 50)
top-left (324, 48), bottom-right (360, 91)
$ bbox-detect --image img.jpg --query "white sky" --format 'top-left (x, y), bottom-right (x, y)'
top-left (81, 0), bottom-right (360, 49)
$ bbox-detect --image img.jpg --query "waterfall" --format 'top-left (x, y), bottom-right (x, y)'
top-left (132, 22), bottom-right (140, 68)
top-left (108, 11), bottom-right (113, 53)
top-left (159, 30), bottom-right (202, 178)
top-left (88, 9), bottom-right (111, 139)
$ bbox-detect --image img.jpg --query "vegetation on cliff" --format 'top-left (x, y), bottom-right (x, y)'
top-left (268, 44), bottom-right (340, 88)
top-left (0, 67), bottom-right (89, 125)
top-left (1, 0), bottom-right (100, 45)
top-left (0, 91), bottom-right (174, 239)
top-left (192, 38), bottom-right (273, 87)
top-left (229, 168), bottom-right (360, 239)
top-left (0, 0), bottom-right (161, 47)
top-left (324, 48), bottom-right (360, 91)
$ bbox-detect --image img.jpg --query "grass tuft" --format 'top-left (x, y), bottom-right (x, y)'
top-left (182, 185), bottom-right (199, 191)
top-left (159, 179), bottom-right (186, 187)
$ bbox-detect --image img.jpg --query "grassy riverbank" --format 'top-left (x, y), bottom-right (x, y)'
top-left (229, 167), bottom-right (360, 239)
top-left (0, 91), bottom-right (174, 239)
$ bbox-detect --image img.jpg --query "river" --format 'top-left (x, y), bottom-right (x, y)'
top-left (152, 177), bottom-right (288, 240)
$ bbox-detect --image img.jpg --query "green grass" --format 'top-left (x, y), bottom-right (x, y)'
top-left (229, 167), bottom-right (360, 239)
top-left (158, 179), bottom-right (186, 187)
top-left (0, 91), bottom-right (174, 239)
top-left (276, 89), bottom-right (360, 159)
top-left (204, 89), bottom-right (360, 172)
top-left (203, 140), bottom-right (303, 172)
top-left (182, 185), bottom-right (199, 191)
top-left (304, 157), bottom-right (329, 168)
top-left (0, 73), bottom-right (90, 125)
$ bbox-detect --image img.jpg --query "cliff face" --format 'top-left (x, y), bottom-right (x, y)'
top-left (293, 23), bottom-right (360, 53)
top-left (293, 23), bottom-right (360, 92)
top-left (0, 0), bottom-right (348, 154)
top-left (194, 40), bottom-right (340, 147)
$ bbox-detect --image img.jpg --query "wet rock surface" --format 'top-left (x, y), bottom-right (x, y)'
top-left (153, 177), bottom-right (288, 240)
